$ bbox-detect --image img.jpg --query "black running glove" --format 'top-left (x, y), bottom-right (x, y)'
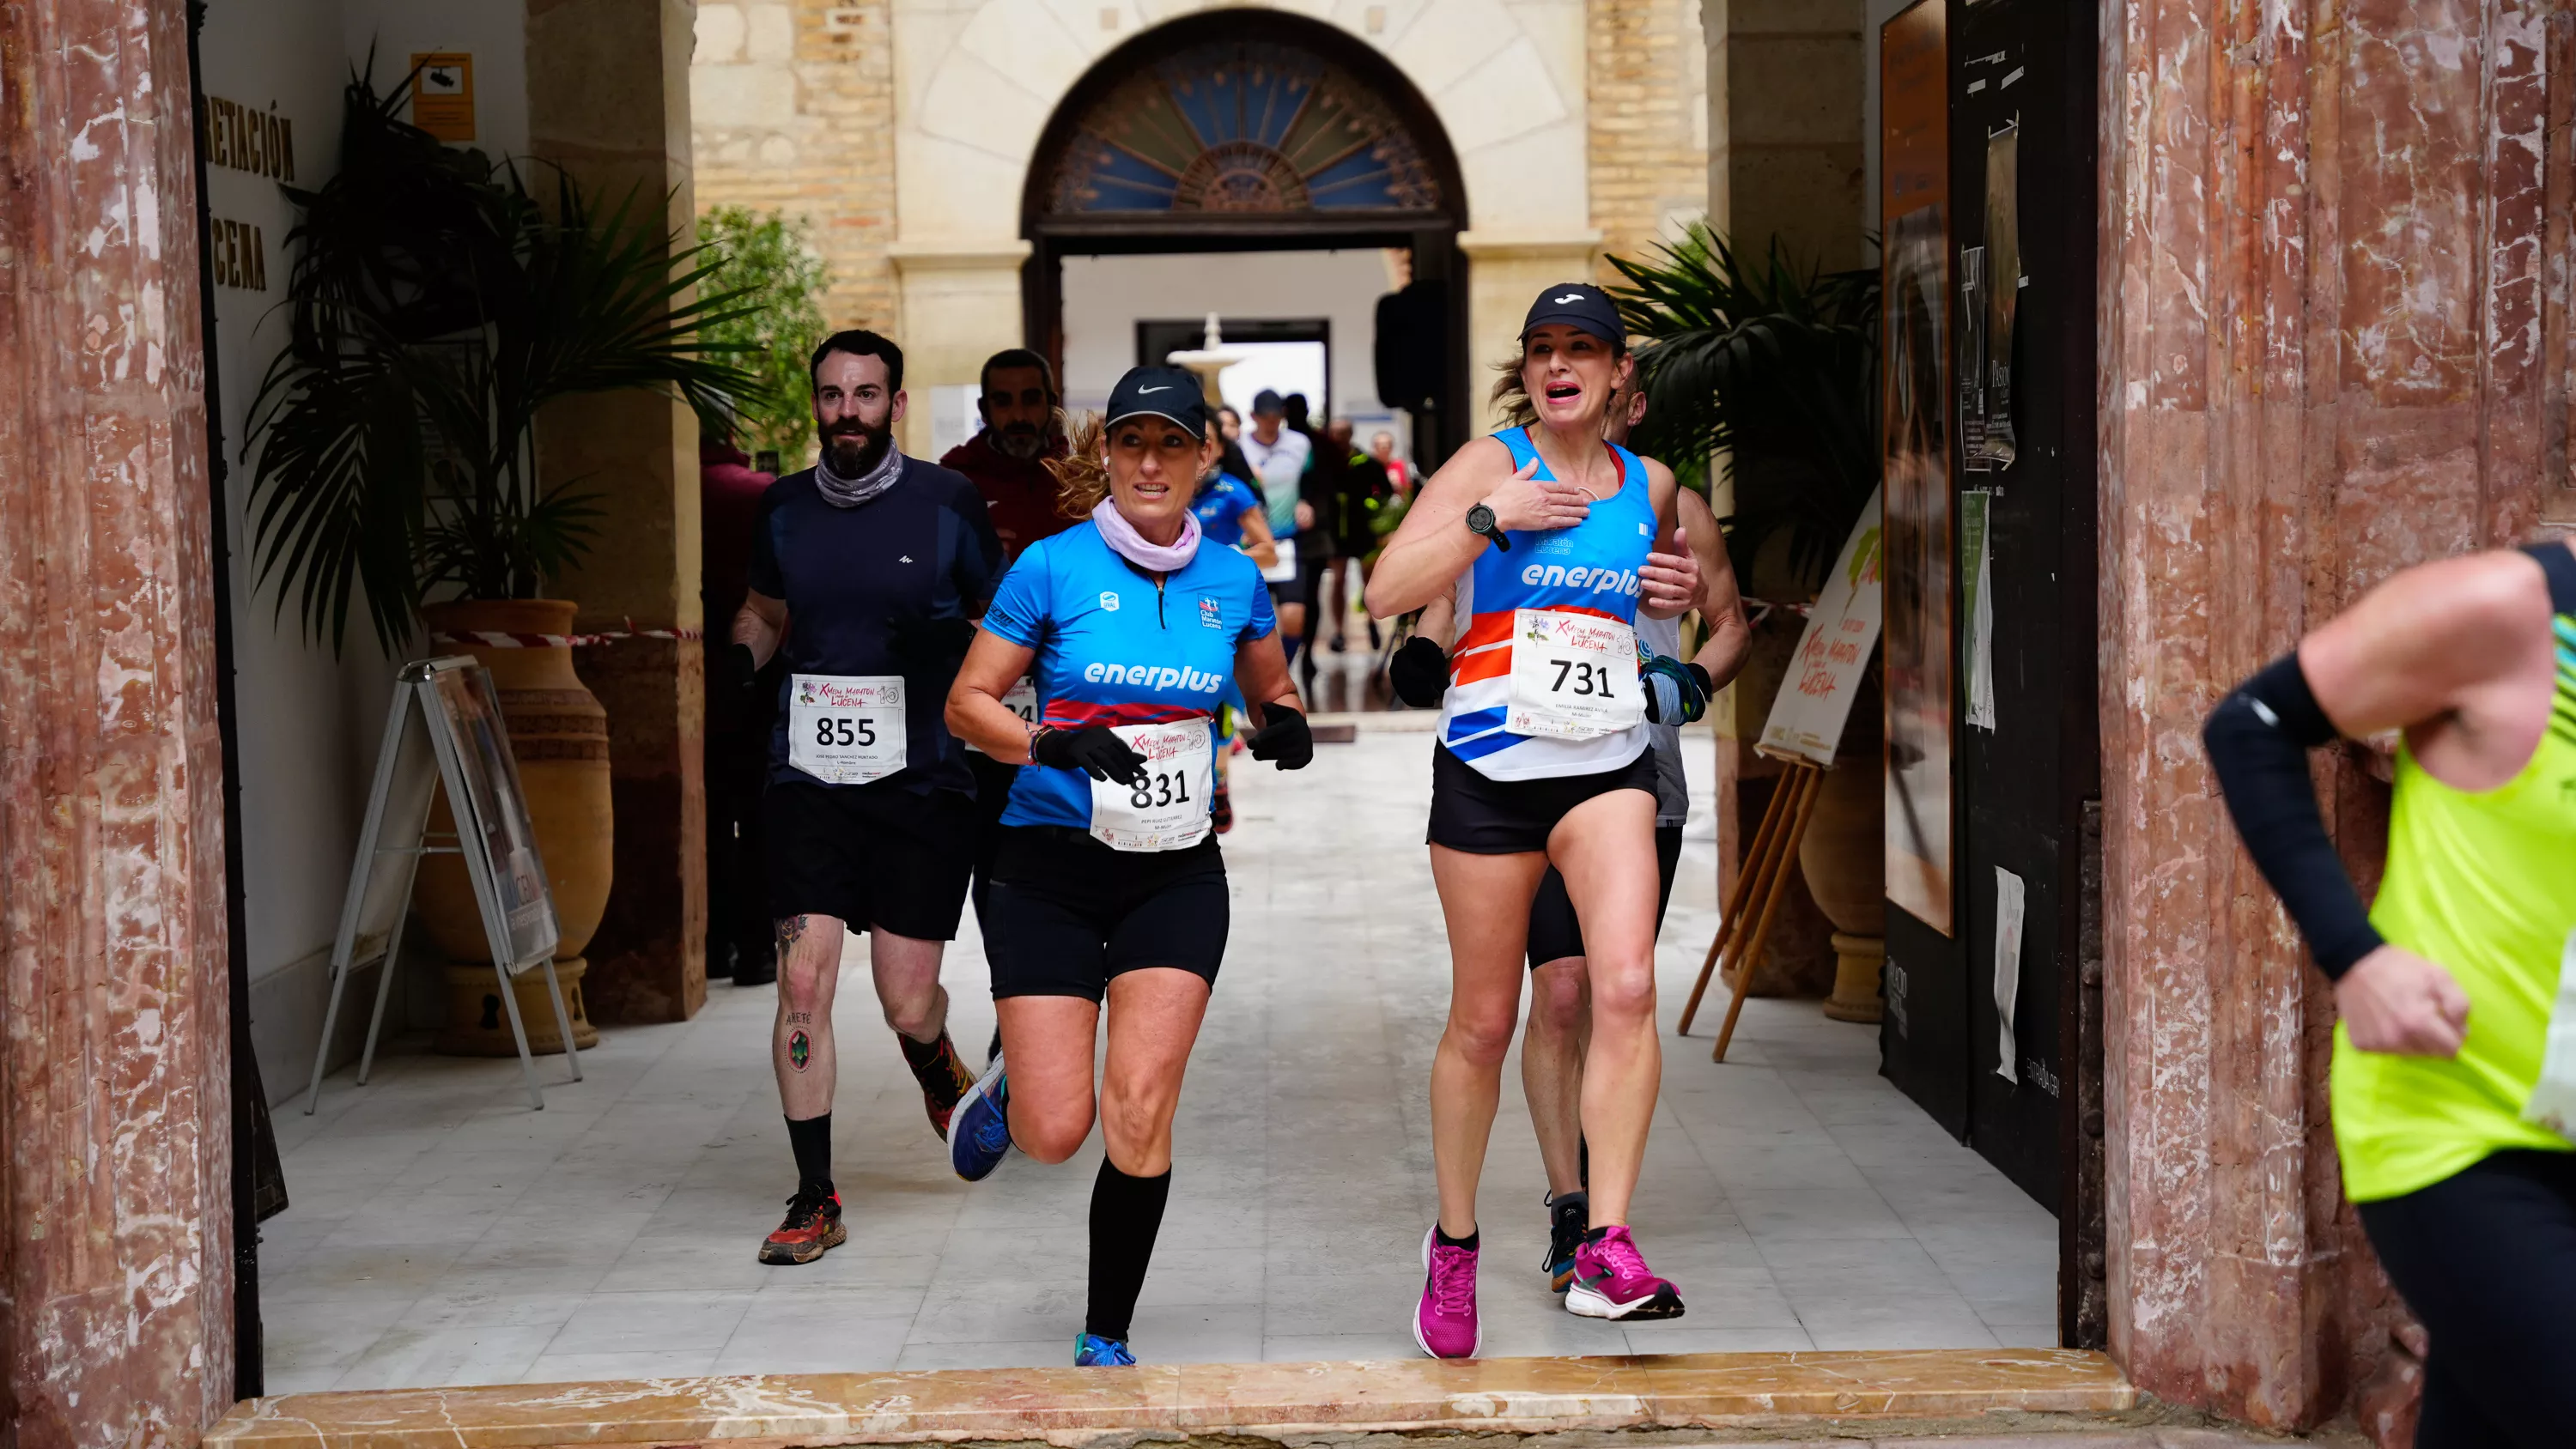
top-left (725, 641), bottom-right (762, 698)
top-left (1030, 724), bottom-right (1148, 785)
top-left (889, 613), bottom-right (977, 676)
top-left (1388, 635), bottom-right (1449, 709)
top-left (1248, 703), bottom-right (1313, 769)
top-left (1641, 657), bottom-right (1713, 725)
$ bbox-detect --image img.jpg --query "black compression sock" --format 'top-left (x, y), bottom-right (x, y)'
top-left (1085, 1160), bottom-right (1173, 1342)
top-left (1435, 1224), bottom-right (1479, 1252)
top-left (786, 1113), bottom-right (832, 1193)
top-left (898, 1028), bottom-right (959, 1082)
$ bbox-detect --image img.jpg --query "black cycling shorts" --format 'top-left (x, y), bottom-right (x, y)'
top-left (1528, 823), bottom-right (1686, 967)
top-left (983, 827), bottom-right (1229, 1001)
top-left (1425, 741), bottom-right (1660, 855)
top-left (762, 777), bottom-right (976, 940)
top-left (2354, 1149), bottom-right (2576, 1447)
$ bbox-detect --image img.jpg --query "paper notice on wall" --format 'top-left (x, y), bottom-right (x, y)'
top-left (1962, 490), bottom-right (1996, 731)
top-left (1993, 865), bottom-right (2026, 1083)
top-left (410, 53), bottom-right (476, 142)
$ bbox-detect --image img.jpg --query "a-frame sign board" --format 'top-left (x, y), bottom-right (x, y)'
top-left (305, 658), bottom-right (580, 1113)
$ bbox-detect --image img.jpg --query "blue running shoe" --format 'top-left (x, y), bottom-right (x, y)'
top-left (1074, 1333), bottom-right (1136, 1367)
top-left (949, 1051), bottom-right (1013, 1181)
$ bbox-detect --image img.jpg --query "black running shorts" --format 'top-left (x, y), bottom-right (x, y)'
top-left (1527, 823), bottom-right (1686, 967)
top-left (1425, 741), bottom-right (1660, 855)
top-left (984, 827), bottom-right (1229, 1001)
top-left (2354, 1149), bottom-right (2576, 1446)
top-left (762, 777), bottom-right (977, 940)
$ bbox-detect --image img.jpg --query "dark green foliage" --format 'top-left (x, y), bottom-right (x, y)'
top-left (246, 58), bottom-right (757, 655)
top-left (694, 207), bottom-right (831, 465)
top-left (1606, 223), bottom-right (1880, 594)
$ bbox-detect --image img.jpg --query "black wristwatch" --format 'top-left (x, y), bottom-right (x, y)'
top-left (1465, 502), bottom-right (1510, 552)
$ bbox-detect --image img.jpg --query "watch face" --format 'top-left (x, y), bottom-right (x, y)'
top-left (1467, 503), bottom-right (1495, 533)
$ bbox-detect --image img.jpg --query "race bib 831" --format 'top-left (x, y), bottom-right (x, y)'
top-left (1504, 609), bottom-right (1643, 739)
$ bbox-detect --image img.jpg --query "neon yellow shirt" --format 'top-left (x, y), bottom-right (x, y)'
top-left (2332, 615), bottom-right (2576, 1202)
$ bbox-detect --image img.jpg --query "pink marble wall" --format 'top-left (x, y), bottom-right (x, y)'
top-left (0, 0), bottom-right (237, 1441)
top-left (2098, 1), bottom-right (2566, 1439)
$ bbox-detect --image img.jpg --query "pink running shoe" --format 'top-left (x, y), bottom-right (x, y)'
top-left (1564, 1225), bottom-right (1685, 1320)
top-left (1412, 1227), bottom-right (1483, 1358)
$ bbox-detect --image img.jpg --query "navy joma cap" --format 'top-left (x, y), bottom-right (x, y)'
top-left (1521, 282), bottom-right (1625, 347)
top-left (1105, 366), bottom-right (1213, 434)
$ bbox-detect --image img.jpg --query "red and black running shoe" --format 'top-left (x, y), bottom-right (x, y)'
top-left (757, 1184), bottom-right (845, 1265)
top-left (1212, 783), bottom-right (1235, 834)
top-left (902, 1029), bottom-right (978, 1141)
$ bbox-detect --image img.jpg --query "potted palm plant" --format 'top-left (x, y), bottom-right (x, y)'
top-left (246, 66), bottom-right (751, 1052)
top-left (1608, 225), bottom-right (1886, 1016)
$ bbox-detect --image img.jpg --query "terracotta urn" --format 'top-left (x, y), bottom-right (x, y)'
top-left (1798, 673), bottom-right (1887, 1023)
top-left (434, 959), bottom-right (599, 1057)
top-left (411, 599), bottom-right (613, 1055)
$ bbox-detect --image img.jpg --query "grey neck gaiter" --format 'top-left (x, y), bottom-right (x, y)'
top-left (815, 438), bottom-right (905, 508)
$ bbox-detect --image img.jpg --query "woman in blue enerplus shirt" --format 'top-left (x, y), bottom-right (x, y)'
top-left (942, 367), bottom-right (1311, 1368)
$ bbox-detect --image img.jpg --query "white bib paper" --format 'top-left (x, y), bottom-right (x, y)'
top-left (1089, 718), bottom-right (1214, 852)
top-left (1505, 609), bottom-right (1644, 739)
top-left (964, 676), bottom-right (1040, 755)
top-left (787, 674), bottom-right (908, 784)
top-left (2520, 929), bottom-right (2576, 1142)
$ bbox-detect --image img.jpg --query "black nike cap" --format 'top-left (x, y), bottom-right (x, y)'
top-left (1521, 282), bottom-right (1625, 347)
top-left (1104, 366), bottom-right (1213, 434)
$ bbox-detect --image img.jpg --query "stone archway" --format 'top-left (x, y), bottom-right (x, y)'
top-left (1013, 10), bottom-right (1473, 450)
top-left (882, 0), bottom-right (1601, 456)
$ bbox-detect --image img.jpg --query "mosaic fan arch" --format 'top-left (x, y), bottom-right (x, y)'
top-left (1042, 39), bottom-right (1447, 218)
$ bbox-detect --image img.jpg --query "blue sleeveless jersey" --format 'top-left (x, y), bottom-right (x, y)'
top-left (979, 521), bottom-right (1275, 829)
top-left (1436, 428), bottom-right (1656, 780)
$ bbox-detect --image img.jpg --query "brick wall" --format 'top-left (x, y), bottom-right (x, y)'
top-left (1586, 0), bottom-right (1709, 277)
top-left (693, 0), bottom-right (898, 331)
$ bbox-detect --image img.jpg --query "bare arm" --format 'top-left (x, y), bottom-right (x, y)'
top-left (1234, 630), bottom-right (1305, 724)
top-left (1364, 436), bottom-right (1587, 619)
top-left (734, 590), bottom-right (788, 667)
top-left (1239, 505), bottom-right (1279, 570)
top-left (945, 627), bottom-right (1044, 762)
top-left (1678, 487), bottom-right (1750, 688)
top-left (2299, 548), bottom-right (2560, 791)
top-left (1634, 458), bottom-right (1701, 621)
top-left (1414, 585), bottom-right (1458, 649)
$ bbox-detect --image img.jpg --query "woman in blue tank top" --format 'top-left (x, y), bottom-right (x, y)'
top-left (1365, 283), bottom-right (1705, 1355)
top-left (944, 367), bottom-right (1313, 1368)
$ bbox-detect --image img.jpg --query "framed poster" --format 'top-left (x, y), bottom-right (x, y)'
top-left (1880, 0), bottom-right (1955, 937)
top-left (423, 662), bottom-right (560, 970)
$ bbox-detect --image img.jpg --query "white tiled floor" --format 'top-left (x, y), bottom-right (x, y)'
top-left (259, 724), bottom-right (2057, 1391)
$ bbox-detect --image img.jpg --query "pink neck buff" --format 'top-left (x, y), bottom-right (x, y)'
top-left (1091, 497), bottom-right (1200, 573)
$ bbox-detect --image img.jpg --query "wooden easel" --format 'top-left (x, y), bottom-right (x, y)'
top-left (1678, 751), bottom-right (1827, 1063)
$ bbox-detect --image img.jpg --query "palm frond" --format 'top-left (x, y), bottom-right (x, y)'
top-left (245, 70), bottom-right (762, 651)
top-left (1605, 224), bottom-right (1880, 592)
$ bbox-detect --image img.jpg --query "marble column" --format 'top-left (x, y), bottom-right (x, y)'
top-left (2099, 1), bottom-right (2564, 1440)
top-left (528, 0), bottom-right (709, 1025)
top-left (0, 0), bottom-right (238, 1438)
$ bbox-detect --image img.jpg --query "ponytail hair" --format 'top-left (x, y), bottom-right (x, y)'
top-left (1045, 410), bottom-right (1110, 518)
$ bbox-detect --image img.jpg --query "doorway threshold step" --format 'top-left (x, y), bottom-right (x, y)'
top-left (210, 1348), bottom-right (2134, 1447)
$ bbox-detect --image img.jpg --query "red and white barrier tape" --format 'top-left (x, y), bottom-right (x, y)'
top-left (430, 618), bottom-right (706, 650)
top-left (1740, 598), bottom-right (1814, 628)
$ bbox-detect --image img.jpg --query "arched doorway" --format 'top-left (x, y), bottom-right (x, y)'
top-left (1021, 10), bottom-right (1471, 459)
